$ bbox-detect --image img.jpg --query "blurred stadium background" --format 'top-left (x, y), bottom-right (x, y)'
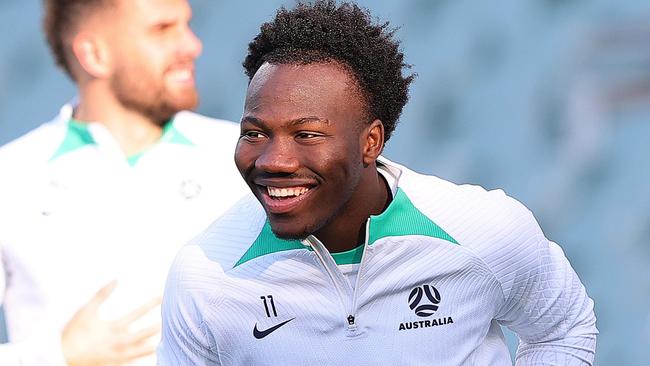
top-left (0, 0), bottom-right (648, 364)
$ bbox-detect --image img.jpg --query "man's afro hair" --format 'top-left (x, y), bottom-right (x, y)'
top-left (243, 0), bottom-right (415, 141)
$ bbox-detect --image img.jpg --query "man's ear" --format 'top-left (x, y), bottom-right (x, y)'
top-left (362, 119), bottom-right (385, 166)
top-left (71, 32), bottom-right (112, 79)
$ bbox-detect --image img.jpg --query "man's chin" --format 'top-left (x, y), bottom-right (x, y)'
top-left (269, 226), bottom-right (310, 241)
top-left (149, 95), bottom-right (198, 126)
top-left (168, 92), bottom-right (199, 112)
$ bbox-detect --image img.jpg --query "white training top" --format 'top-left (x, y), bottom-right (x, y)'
top-left (159, 157), bottom-right (598, 365)
top-left (0, 104), bottom-right (248, 365)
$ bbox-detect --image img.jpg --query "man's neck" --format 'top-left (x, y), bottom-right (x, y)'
top-left (315, 166), bottom-right (391, 253)
top-left (74, 96), bottom-right (165, 157)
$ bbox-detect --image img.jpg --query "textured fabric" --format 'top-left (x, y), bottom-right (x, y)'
top-left (159, 157), bottom-right (597, 365)
top-left (0, 104), bottom-right (249, 366)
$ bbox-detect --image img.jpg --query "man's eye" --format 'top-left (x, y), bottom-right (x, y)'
top-left (153, 22), bottom-right (174, 33)
top-left (243, 131), bottom-right (265, 139)
top-left (296, 132), bottom-right (321, 139)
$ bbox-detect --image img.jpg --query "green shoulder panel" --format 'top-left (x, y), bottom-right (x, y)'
top-left (126, 121), bottom-right (194, 166)
top-left (234, 221), bottom-right (306, 268)
top-left (161, 120), bottom-right (194, 146)
top-left (368, 188), bottom-right (457, 245)
top-left (50, 119), bottom-right (95, 161)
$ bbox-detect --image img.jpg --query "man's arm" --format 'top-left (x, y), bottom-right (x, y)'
top-left (0, 244), bottom-right (68, 365)
top-left (493, 210), bottom-right (598, 365)
top-left (158, 250), bottom-right (221, 366)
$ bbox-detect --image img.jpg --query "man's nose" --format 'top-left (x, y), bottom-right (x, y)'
top-left (254, 140), bottom-right (300, 174)
top-left (180, 25), bottom-right (203, 59)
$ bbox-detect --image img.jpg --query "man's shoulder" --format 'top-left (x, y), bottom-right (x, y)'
top-left (395, 165), bottom-right (547, 295)
top-left (397, 162), bottom-right (529, 215)
top-left (172, 111), bottom-right (239, 147)
top-left (0, 117), bottom-right (67, 170)
top-left (173, 194), bottom-right (267, 277)
top-left (396, 163), bottom-right (539, 251)
top-left (163, 194), bottom-right (266, 322)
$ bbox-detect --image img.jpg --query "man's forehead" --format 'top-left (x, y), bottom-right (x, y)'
top-left (244, 62), bottom-right (368, 124)
top-left (118, 0), bottom-right (191, 21)
top-left (248, 62), bottom-right (359, 100)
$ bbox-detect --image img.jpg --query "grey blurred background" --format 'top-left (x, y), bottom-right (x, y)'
top-left (1, 0), bottom-right (648, 364)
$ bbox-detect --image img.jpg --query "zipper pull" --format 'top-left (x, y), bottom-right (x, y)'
top-left (347, 315), bottom-right (355, 326)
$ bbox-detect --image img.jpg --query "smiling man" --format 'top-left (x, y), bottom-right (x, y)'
top-left (0, 0), bottom-right (246, 365)
top-left (159, 1), bottom-right (598, 365)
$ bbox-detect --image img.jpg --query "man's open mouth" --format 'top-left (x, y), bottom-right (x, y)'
top-left (266, 186), bottom-right (310, 199)
top-left (258, 184), bottom-right (316, 214)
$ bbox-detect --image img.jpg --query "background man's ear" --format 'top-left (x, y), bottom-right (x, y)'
top-left (362, 119), bottom-right (385, 166)
top-left (71, 32), bottom-right (112, 79)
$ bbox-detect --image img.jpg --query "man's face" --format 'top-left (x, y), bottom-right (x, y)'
top-left (106, 0), bottom-right (202, 123)
top-left (236, 62), bottom-right (369, 240)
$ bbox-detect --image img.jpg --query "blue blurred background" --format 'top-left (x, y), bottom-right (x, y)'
top-left (1, 0), bottom-right (648, 364)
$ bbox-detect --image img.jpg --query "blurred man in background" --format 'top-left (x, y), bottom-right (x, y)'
top-left (0, 0), bottom-right (246, 364)
top-left (159, 1), bottom-right (597, 364)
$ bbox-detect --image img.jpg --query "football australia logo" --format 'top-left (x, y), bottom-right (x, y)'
top-left (399, 284), bottom-right (453, 331)
top-left (409, 284), bottom-right (441, 316)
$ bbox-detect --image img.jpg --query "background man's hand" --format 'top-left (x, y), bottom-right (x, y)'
top-left (61, 281), bottom-right (161, 366)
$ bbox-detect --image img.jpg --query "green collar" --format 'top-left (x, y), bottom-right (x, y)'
top-left (50, 118), bottom-right (194, 165)
top-left (233, 188), bottom-right (457, 268)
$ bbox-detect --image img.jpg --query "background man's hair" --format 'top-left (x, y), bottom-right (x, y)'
top-left (243, 0), bottom-right (415, 141)
top-left (42, 0), bottom-right (112, 80)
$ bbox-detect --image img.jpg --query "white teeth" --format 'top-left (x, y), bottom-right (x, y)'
top-left (168, 69), bottom-right (192, 82)
top-left (267, 186), bottom-right (309, 198)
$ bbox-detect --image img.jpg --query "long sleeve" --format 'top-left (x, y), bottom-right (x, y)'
top-left (158, 249), bottom-right (221, 366)
top-left (450, 185), bottom-right (598, 365)
top-left (489, 208), bottom-right (598, 365)
top-left (0, 246), bottom-right (68, 366)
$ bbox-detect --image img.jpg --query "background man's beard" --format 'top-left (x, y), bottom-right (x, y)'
top-left (111, 75), bottom-right (199, 126)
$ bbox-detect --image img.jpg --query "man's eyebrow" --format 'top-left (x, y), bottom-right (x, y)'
top-left (284, 116), bottom-right (330, 127)
top-left (240, 116), bottom-right (330, 127)
top-left (240, 116), bottom-right (264, 126)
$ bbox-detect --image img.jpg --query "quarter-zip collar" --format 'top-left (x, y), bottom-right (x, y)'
top-left (298, 160), bottom-right (401, 334)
